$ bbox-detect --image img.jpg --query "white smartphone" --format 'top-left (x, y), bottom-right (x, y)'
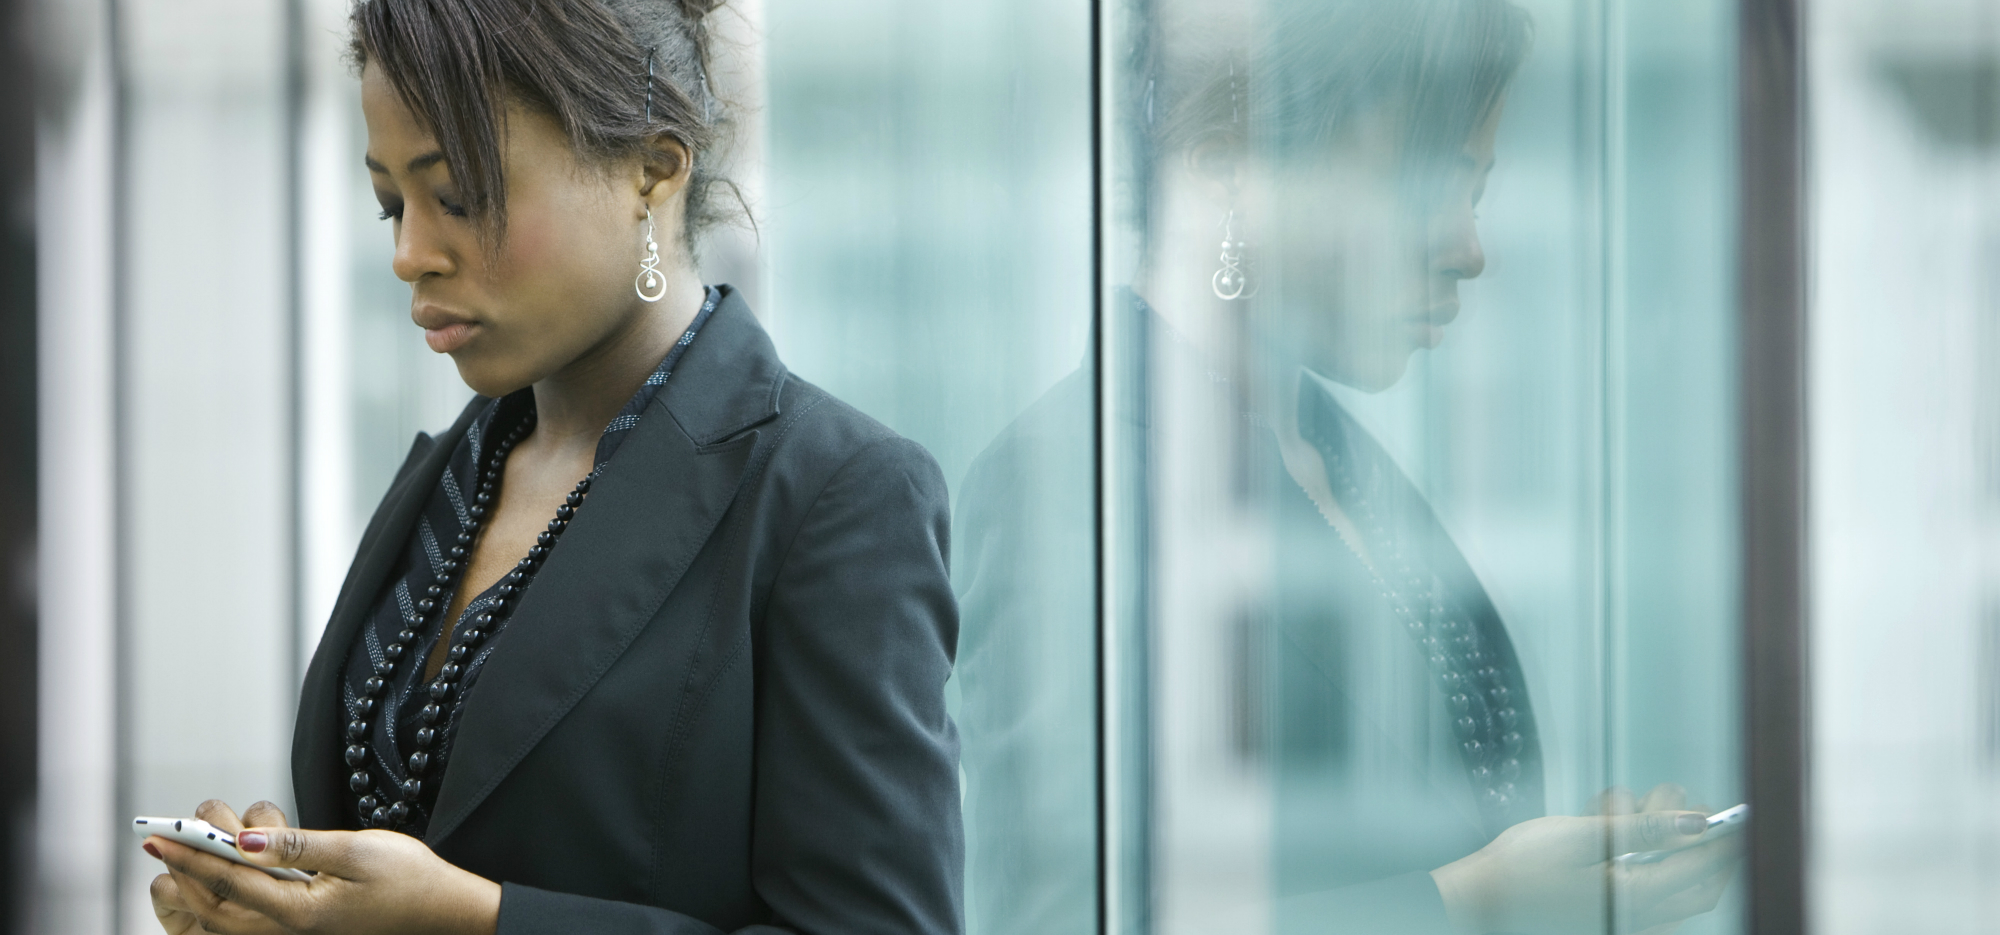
top-left (1614, 804), bottom-right (1748, 865)
top-left (133, 816), bottom-right (313, 882)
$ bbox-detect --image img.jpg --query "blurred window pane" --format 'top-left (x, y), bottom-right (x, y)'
top-left (1102, 2), bottom-right (1743, 932)
top-left (757, 2), bottom-right (1098, 933)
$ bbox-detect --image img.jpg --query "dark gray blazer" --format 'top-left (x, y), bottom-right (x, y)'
top-left (291, 288), bottom-right (965, 934)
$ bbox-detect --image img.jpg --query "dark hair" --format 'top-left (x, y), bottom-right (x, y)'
top-left (1127, 0), bottom-right (1532, 220)
top-left (349, 0), bottom-right (734, 251)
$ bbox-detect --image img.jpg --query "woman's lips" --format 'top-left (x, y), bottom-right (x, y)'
top-left (1408, 304), bottom-right (1459, 349)
top-left (423, 321), bottom-right (477, 354)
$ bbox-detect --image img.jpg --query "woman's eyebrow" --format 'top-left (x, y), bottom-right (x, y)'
top-left (363, 151), bottom-right (447, 175)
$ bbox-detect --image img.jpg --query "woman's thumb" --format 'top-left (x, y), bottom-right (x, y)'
top-left (236, 826), bottom-right (350, 873)
top-left (1610, 810), bottom-right (1709, 855)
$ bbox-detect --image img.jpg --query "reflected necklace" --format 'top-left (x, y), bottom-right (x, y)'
top-left (1302, 414), bottom-right (1526, 818)
top-left (343, 406), bottom-right (598, 830)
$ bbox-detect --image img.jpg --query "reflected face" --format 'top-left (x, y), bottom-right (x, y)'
top-left (360, 66), bottom-right (647, 398)
top-left (1262, 97), bottom-right (1503, 392)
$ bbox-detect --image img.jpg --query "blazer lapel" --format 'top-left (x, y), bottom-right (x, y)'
top-left (424, 288), bottom-right (785, 846)
top-left (293, 400), bottom-right (485, 830)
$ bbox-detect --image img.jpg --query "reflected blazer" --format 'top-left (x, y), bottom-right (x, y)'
top-left (291, 288), bottom-right (965, 934)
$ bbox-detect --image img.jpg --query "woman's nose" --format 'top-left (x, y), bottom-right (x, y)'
top-left (1433, 210), bottom-right (1486, 282)
top-left (391, 214), bottom-right (454, 283)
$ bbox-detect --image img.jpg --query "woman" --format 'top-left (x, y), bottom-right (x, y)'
top-left (143, 1), bottom-right (963, 932)
top-left (957, 1), bottom-right (1736, 932)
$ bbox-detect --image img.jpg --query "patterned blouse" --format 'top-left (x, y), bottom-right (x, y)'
top-left (337, 287), bottom-right (721, 836)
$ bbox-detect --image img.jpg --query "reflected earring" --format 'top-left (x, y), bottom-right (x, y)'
top-left (1212, 210), bottom-right (1254, 301)
top-left (635, 209), bottom-right (666, 303)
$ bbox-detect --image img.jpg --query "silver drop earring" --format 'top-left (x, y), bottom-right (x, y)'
top-left (1212, 209), bottom-right (1254, 301)
top-left (635, 209), bottom-right (666, 303)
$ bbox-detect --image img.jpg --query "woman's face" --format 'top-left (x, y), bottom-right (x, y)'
top-left (1256, 97), bottom-right (1504, 392)
top-left (360, 65), bottom-right (660, 398)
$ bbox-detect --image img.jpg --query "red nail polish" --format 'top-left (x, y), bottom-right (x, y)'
top-left (142, 842), bottom-right (161, 860)
top-left (238, 831), bottom-right (267, 853)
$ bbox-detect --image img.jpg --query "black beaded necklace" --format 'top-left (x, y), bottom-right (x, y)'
top-left (344, 406), bottom-right (596, 830)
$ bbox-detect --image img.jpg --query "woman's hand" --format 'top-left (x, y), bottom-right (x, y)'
top-left (149, 800), bottom-right (289, 935)
top-left (1430, 785), bottom-right (1740, 935)
top-left (146, 799), bottom-right (501, 935)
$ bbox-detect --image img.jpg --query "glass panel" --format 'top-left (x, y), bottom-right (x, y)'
top-left (1101, 1), bottom-right (1744, 932)
top-left (755, 2), bottom-right (1099, 934)
top-left (1609, 5), bottom-right (1743, 934)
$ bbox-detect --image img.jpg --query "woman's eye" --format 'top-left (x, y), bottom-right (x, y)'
top-left (377, 204), bottom-right (403, 222)
top-left (439, 198), bottom-right (468, 218)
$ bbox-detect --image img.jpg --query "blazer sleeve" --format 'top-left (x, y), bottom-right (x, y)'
top-left (493, 434), bottom-right (965, 935)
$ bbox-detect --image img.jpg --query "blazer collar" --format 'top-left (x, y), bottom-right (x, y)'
top-left (292, 286), bottom-right (786, 836)
top-left (426, 286), bottom-right (782, 844)
top-left (659, 285), bottom-right (787, 446)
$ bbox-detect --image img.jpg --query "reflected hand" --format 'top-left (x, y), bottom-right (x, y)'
top-left (1583, 785), bottom-right (1728, 935)
top-left (1588, 783), bottom-right (1695, 819)
top-left (148, 800), bottom-right (501, 935)
top-left (148, 800), bottom-right (292, 935)
top-left (1430, 800), bottom-right (1739, 935)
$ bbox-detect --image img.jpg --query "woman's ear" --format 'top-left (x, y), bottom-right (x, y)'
top-left (639, 135), bottom-right (694, 215)
top-left (1184, 133), bottom-right (1247, 204)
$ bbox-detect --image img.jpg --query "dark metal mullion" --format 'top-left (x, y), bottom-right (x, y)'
top-left (1089, 0), bottom-right (1108, 929)
top-left (1594, 0), bottom-right (1623, 928)
top-left (283, 0), bottom-right (307, 734)
top-left (107, 0), bottom-right (133, 929)
top-left (1738, 0), bottom-right (1810, 932)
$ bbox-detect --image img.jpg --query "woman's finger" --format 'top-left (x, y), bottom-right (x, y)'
top-left (1616, 833), bottom-right (1742, 906)
top-left (149, 874), bottom-right (206, 935)
top-left (161, 862), bottom-right (241, 934)
top-left (149, 871), bottom-right (190, 913)
top-left (1639, 783), bottom-right (1688, 813)
top-left (1606, 810), bottom-right (1711, 855)
top-left (154, 838), bottom-right (304, 930)
top-left (239, 801), bottom-right (290, 830)
top-left (237, 825), bottom-right (364, 876)
top-left (1587, 786), bottom-right (1638, 816)
top-left (161, 855), bottom-right (224, 916)
top-left (194, 800), bottom-right (246, 835)
top-left (1638, 858), bottom-right (1738, 925)
top-left (155, 864), bottom-right (290, 935)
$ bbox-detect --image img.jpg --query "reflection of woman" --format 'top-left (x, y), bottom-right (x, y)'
top-left (143, 2), bottom-right (962, 933)
top-left (958, 2), bottom-right (1736, 934)
top-left (1135, 2), bottom-right (1738, 932)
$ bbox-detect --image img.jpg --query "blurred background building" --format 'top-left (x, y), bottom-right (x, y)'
top-left (7, 0), bottom-right (1998, 932)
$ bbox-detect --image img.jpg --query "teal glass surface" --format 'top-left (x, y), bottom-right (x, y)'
top-left (1100, 1), bottom-right (1744, 932)
top-left (758, 2), bottom-right (1098, 933)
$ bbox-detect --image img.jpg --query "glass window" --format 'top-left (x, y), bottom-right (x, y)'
top-left (756, 2), bottom-right (1099, 934)
top-left (31, 0), bottom-right (1770, 930)
top-left (1101, 1), bottom-right (1744, 932)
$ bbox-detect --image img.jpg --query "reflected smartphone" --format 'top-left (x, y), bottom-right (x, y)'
top-left (1614, 804), bottom-right (1748, 865)
top-left (132, 816), bottom-right (313, 882)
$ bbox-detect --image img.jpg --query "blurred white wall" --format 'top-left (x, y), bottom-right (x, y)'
top-left (1810, 0), bottom-right (2000, 931)
top-left (34, 0), bottom-right (117, 928)
top-left (37, 0), bottom-right (306, 930)
top-left (113, 0), bottom-right (295, 929)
